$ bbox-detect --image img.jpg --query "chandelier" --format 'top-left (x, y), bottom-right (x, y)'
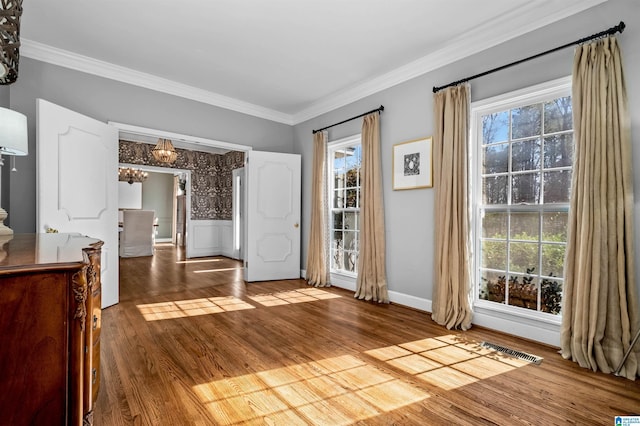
top-left (152, 138), bottom-right (177, 164)
top-left (119, 167), bottom-right (148, 185)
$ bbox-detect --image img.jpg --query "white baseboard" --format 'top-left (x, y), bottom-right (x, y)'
top-left (302, 268), bottom-right (557, 347)
top-left (324, 272), bottom-right (433, 312)
top-left (388, 291), bottom-right (433, 312)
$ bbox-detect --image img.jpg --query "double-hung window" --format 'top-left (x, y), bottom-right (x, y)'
top-left (471, 78), bottom-right (573, 319)
top-left (328, 135), bottom-right (361, 277)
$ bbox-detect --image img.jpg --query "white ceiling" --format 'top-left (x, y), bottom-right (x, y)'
top-left (20, 0), bottom-right (606, 125)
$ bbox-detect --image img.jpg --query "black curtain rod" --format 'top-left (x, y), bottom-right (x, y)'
top-left (432, 21), bottom-right (626, 93)
top-left (312, 105), bottom-right (384, 134)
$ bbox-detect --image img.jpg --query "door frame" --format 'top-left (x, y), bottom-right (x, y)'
top-left (231, 167), bottom-right (245, 261)
top-left (110, 122), bottom-right (252, 154)
top-left (109, 122), bottom-right (252, 258)
top-left (118, 163), bottom-right (191, 245)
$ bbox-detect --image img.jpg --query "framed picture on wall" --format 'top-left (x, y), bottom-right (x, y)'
top-left (392, 136), bottom-right (433, 190)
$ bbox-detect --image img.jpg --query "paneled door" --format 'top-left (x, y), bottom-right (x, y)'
top-left (36, 99), bottom-right (119, 308)
top-left (244, 151), bottom-right (301, 281)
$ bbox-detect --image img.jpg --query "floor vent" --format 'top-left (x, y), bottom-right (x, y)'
top-left (480, 341), bottom-right (543, 365)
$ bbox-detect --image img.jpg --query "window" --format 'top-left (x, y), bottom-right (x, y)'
top-left (329, 135), bottom-right (361, 276)
top-left (472, 78), bottom-right (573, 319)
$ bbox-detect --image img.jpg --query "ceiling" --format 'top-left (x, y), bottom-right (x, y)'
top-left (20, 0), bottom-right (605, 125)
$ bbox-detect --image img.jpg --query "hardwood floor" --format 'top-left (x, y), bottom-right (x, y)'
top-left (95, 244), bottom-right (640, 425)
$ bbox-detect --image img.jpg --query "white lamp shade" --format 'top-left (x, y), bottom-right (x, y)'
top-left (0, 107), bottom-right (28, 156)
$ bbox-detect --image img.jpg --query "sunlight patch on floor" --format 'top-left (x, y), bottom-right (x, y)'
top-left (365, 334), bottom-right (528, 391)
top-left (137, 296), bottom-right (255, 321)
top-left (175, 259), bottom-right (223, 264)
top-left (193, 267), bottom-right (243, 273)
top-left (193, 354), bottom-right (428, 425)
top-left (248, 288), bottom-right (341, 307)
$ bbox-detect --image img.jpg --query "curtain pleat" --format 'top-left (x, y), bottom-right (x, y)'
top-left (306, 131), bottom-right (330, 287)
top-left (561, 36), bottom-right (639, 380)
top-left (355, 113), bottom-right (389, 303)
top-left (431, 84), bottom-right (473, 330)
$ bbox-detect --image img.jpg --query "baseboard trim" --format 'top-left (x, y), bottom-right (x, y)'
top-left (302, 267), bottom-right (558, 346)
top-left (388, 291), bottom-right (433, 313)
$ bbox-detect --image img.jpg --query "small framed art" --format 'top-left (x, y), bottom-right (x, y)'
top-left (392, 136), bottom-right (433, 190)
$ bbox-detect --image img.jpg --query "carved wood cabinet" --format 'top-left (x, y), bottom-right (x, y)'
top-left (0, 233), bottom-right (103, 426)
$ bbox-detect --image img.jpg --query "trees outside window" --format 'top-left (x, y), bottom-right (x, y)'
top-left (473, 80), bottom-right (572, 317)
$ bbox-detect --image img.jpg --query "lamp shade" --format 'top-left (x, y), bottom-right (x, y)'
top-left (0, 107), bottom-right (27, 156)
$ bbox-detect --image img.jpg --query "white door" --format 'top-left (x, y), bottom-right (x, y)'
top-left (244, 151), bottom-right (301, 281)
top-left (36, 99), bottom-right (119, 308)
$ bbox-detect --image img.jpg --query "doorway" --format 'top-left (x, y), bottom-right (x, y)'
top-left (37, 100), bottom-right (300, 311)
top-left (118, 163), bottom-right (191, 247)
top-left (111, 121), bottom-right (252, 260)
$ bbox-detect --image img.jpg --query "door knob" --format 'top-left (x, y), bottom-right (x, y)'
top-left (294, 223), bottom-right (299, 228)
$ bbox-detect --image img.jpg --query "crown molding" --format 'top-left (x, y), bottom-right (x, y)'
top-left (292, 0), bottom-right (609, 125)
top-left (20, 39), bottom-right (295, 125)
top-left (20, 0), bottom-right (607, 127)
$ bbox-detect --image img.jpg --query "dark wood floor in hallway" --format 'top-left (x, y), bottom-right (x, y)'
top-left (94, 244), bottom-right (640, 425)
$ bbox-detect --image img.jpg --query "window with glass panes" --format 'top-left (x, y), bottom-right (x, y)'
top-left (473, 80), bottom-right (572, 316)
top-left (329, 136), bottom-right (361, 275)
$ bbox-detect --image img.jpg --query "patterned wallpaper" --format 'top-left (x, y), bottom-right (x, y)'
top-left (118, 140), bottom-right (244, 220)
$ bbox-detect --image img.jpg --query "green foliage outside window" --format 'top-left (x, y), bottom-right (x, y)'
top-left (477, 93), bottom-right (572, 317)
top-left (479, 270), bottom-right (562, 315)
top-left (479, 231), bottom-right (565, 315)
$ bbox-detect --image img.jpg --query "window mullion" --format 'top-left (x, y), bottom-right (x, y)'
top-left (537, 210), bottom-right (543, 312)
top-left (473, 82), bottom-right (571, 319)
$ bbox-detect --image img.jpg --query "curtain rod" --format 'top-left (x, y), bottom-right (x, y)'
top-left (432, 21), bottom-right (626, 93)
top-left (312, 105), bottom-right (384, 134)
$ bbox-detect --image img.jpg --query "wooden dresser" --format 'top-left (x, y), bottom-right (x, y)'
top-left (0, 233), bottom-right (103, 426)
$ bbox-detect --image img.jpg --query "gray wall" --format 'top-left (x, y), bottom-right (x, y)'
top-left (293, 0), bottom-right (640, 302)
top-left (7, 57), bottom-right (294, 232)
top-left (4, 0), bottom-right (639, 305)
top-left (141, 172), bottom-right (174, 239)
top-left (0, 86), bottom-right (9, 107)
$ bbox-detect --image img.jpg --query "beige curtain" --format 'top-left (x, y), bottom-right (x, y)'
top-left (306, 131), bottom-right (330, 287)
top-left (431, 84), bottom-right (473, 330)
top-left (355, 113), bottom-right (389, 302)
top-left (561, 36), bottom-right (639, 380)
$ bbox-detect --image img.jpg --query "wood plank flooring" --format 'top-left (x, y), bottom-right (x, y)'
top-left (94, 244), bottom-right (640, 425)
